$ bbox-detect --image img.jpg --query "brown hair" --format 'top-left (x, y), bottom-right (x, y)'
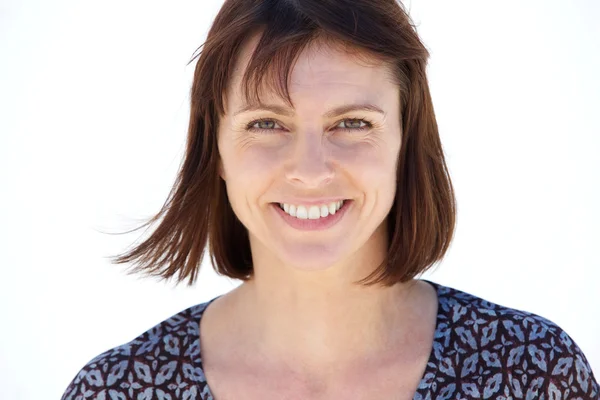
top-left (109, 0), bottom-right (457, 288)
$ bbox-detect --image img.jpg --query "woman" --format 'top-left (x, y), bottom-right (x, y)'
top-left (61, 0), bottom-right (598, 399)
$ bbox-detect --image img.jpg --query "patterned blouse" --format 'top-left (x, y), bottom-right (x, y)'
top-left (61, 279), bottom-right (599, 399)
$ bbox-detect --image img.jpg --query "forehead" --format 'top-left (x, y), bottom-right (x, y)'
top-left (227, 33), bottom-right (396, 108)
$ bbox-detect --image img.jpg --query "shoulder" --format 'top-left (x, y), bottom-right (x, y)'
top-left (424, 280), bottom-right (599, 399)
top-left (60, 298), bottom-right (218, 400)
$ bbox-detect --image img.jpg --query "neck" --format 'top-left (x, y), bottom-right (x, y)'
top-left (218, 222), bottom-right (432, 379)
top-left (227, 272), bottom-right (423, 378)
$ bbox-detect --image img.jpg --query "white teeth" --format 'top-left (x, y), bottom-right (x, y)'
top-left (328, 202), bottom-right (337, 215)
top-left (279, 200), bottom-right (346, 219)
top-left (320, 205), bottom-right (329, 218)
top-left (308, 206), bottom-right (320, 219)
top-left (296, 206), bottom-right (308, 219)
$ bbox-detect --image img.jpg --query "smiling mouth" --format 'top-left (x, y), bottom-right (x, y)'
top-left (273, 200), bottom-right (350, 220)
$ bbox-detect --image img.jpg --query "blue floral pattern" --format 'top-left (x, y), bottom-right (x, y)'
top-left (61, 280), bottom-right (599, 399)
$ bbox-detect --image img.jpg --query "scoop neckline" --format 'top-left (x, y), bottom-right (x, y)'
top-left (192, 278), bottom-right (445, 399)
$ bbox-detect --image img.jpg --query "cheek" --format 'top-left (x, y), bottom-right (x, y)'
top-left (234, 145), bottom-right (284, 177)
top-left (221, 144), bottom-right (283, 202)
top-left (334, 141), bottom-right (397, 184)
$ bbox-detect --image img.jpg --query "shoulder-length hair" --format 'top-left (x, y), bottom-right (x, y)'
top-left (110, 0), bottom-right (456, 288)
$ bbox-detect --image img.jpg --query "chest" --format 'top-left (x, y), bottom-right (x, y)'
top-left (203, 351), bottom-right (430, 400)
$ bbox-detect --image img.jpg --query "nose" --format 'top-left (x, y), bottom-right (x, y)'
top-left (284, 131), bottom-right (334, 188)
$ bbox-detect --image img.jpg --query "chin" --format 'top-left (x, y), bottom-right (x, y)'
top-left (276, 243), bottom-right (347, 272)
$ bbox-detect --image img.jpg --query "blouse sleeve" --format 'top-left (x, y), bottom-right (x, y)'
top-left (539, 329), bottom-right (598, 399)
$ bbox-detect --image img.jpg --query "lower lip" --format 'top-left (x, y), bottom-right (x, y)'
top-left (271, 200), bottom-right (353, 231)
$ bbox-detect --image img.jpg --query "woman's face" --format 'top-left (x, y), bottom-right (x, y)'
top-left (217, 35), bottom-right (402, 274)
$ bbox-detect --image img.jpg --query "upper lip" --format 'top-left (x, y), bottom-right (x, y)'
top-left (275, 198), bottom-right (349, 205)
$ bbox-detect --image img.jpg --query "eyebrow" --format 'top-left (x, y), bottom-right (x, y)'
top-left (232, 103), bottom-right (386, 118)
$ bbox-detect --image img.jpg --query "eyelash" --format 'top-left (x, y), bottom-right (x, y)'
top-left (245, 118), bottom-right (374, 134)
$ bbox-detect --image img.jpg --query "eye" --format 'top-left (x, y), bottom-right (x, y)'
top-left (246, 118), bottom-right (284, 133)
top-left (245, 118), bottom-right (374, 134)
top-left (335, 118), bottom-right (373, 132)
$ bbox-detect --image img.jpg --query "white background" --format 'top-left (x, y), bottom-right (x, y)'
top-left (1, 0), bottom-right (599, 398)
